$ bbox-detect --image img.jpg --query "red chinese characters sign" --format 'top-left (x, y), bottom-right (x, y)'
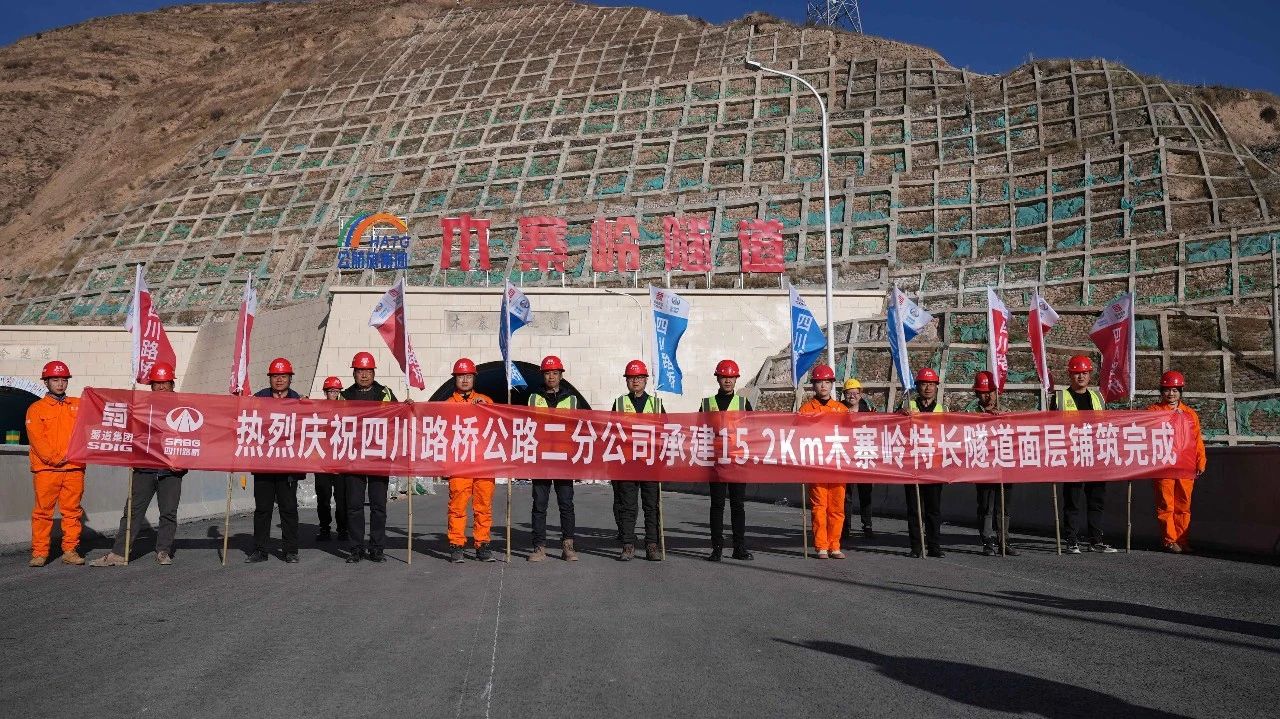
top-left (517, 216), bottom-right (569, 273)
top-left (590, 216), bottom-right (641, 273)
top-left (440, 214), bottom-right (491, 271)
top-left (70, 389), bottom-right (1199, 484)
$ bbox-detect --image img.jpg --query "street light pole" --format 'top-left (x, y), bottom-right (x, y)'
top-left (603, 287), bottom-right (648, 370)
top-left (746, 57), bottom-right (837, 369)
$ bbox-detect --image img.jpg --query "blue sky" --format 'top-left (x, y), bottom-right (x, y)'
top-left (2, 1), bottom-right (1276, 93)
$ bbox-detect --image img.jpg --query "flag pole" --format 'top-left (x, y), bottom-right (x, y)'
top-left (787, 282), bottom-right (809, 560)
top-left (503, 288), bottom-right (514, 563)
top-left (402, 273), bottom-right (414, 566)
top-left (1125, 292), bottom-right (1136, 553)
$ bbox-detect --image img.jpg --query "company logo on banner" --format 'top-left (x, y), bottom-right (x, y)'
top-left (788, 285), bottom-right (826, 385)
top-left (338, 212), bottom-right (411, 270)
top-left (650, 285), bottom-right (690, 394)
top-left (165, 407), bottom-right (204, 433)
top-left (87, 401), bottom-right (133, 453)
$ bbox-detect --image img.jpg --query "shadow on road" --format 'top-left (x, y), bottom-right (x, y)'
top-left (776, 639), bottom-right (1194, 719)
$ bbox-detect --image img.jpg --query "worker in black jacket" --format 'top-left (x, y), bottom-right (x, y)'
top-left (700, 359), bottom-right (754, 562)
top-left (342, 351), bottom-right (398, 563)
top-left (245, 358), bottom-right (304, 564)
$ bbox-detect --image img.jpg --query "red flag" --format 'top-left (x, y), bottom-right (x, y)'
top-left (369, 276), bottom-right (425, 390)
top-left (1090, 292), bottom-right (1136, 403)
top-left (124, 264), bottom-right (177, 385)
top-left (986, 288), bottom-right (1010, 392)
top-left (228, 277), bottom-right (257, 395)
top-left (1029, 292), bottom-right (1060, 393)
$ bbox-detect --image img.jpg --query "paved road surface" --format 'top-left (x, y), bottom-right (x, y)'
top-left (3, 484), bottom-right (1276, 718)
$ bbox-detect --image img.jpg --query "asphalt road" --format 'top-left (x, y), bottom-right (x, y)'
top-left (3, 484), bottom-right (1276, 718)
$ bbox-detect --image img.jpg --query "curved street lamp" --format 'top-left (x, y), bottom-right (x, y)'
top-left (745, 57), bottom-right (837, 369)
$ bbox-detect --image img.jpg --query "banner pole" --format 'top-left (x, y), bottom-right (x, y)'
top-left (1043, 386), bottom-right (1062, 555)
top-left (221, 473), bottom-right (232, 566)
top-left (801, 484), bottom-right (809, 559)
top-left (998, 483), bottom-right (1007, 557)
top-left (1125, 480), bottom-right (1133, 553)
top-left (914, 483), bottom-right (926, 559)
top-left (124, 472), bottom-right (134, 565)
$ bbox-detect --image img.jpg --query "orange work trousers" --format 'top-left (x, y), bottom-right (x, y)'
top-left (1154, 478), bottom-right (1194, 546)
top-left (447, 477), bottom-right (495, 547)
top-left (808, 483), bottom-right (846, 552)
top-left (31, 470), bottom-right (85, 557)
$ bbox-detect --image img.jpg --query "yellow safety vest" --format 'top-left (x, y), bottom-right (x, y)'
top-left (1057, 389), bottom-right (1104, 411)
top-left (701, 395), bottom-right (746, 412)
top-left (909, 399), bottom-right (945, 413)
top-left (614, 394), bottom-right (663, 413)
top-left (529, 393), bottom-right (577, 410)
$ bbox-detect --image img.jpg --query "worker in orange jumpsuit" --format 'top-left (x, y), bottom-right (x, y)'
top-left (798, 364), bottom-right (848, 559)
top-left (445, 358), bottom-right (498, 563)
top-left (1147, 370), bottom-right (1207, 553)
top-left (26, 360), bottom-right (86, 567)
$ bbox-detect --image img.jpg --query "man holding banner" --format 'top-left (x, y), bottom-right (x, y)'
top-left (701, 359), bottom-right (754, 562)
top-left (90, 362), bottom-right (185, 567)
top-left (611, 360), bottom-right (665, 562)
top-left (968, 371), bottom-right (1017, 556)
top-left (245, 358), bottom-right (303, 565)
top-left (1051, 355), bottom-right (1117, 554)
top-left (527, 355), bottom-right (580, 563)
top-left (904, 367), bottom-right (946, 558)
top-left (444, 358), bottom-right (498, 563)
top-left (799, 364), bottom-right (847, 559)
top-left (341, 351), bottom-right (398, 564)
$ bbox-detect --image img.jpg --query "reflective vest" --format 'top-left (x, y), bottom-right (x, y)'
top-left (909, 399), bottom-right (944, 413)
top-left (614, 394), bottom-right (663, 413)
top-left (530, 392), bottom-right (577, 410)
top-left (1057, 389), bottom-right (1104, 411)
top-left (701, 395), bottom-right (746, 412)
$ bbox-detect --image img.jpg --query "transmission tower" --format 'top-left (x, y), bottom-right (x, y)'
top-left (805, 0), bottom-right (863, 34)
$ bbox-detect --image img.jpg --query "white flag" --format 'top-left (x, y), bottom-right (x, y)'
top-left (986, 288), bottom-right (1010, 392)
top-left (369, 276), bottom-right (425, 390)
top-left (1028, 292), bottom-right (1060, 392)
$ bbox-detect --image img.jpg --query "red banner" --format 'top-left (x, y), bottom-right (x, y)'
top-left (68, 388), bottom-right (1199, 484)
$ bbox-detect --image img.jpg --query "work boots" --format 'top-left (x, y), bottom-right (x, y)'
top-left (449, 546), bottom-right (466, 563)
top-left (618, 543), bottom-right (635, 562)
top-left (89, 552), bottom-right (128, 567)
top-left (28, 555), bottom-right (48, 567)
top-left (61, 551), bottom-right (85, 566)
top-left (476, 544), bottom-right (496, 562)
top-left (561, 539), bottom-right (579, 562)
top-left (527, 545), bottom-right (547, 562)
top-left (645, 543), bottom-right (661, 561)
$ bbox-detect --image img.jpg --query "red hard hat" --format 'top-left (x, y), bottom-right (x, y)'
top-left (267, 357), bottom-right (294, 375)
top-left (323, 376), bottom-right (344, 391)
top-left (1068, 355), bottom-right (1094, 373)
top-left (41, 361), bottom-right (71, 379)
top-left (452, 358), bottom-right (477, 376)
top-left (624, 359), bottom-right (649, 377)
top-left (1160, 370), bottom-right (1186, 389)
top-left (810, 364), bottom-right (836, 381)
top-left (915, 367), bottom-right (940, 383)
top-left (972, 371), bottom-right (996, 392)
top-left (351, 351), bottom-right (376, 370)
top-left (540, 355), bottom-right (565, 372)
top-left (714, 359), bottom-right (741, 378)
top-left (148, 362), bottom-right (176, 383)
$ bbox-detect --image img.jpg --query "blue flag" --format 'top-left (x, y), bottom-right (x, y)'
top-left (789, 285), bottom-right (827, 385)
top-left (649, 285), bottom-right (690, 394)
top-left (500, 281), bottom-right (531, 389)
top-left (887, 286), bottom-right (933, 392)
